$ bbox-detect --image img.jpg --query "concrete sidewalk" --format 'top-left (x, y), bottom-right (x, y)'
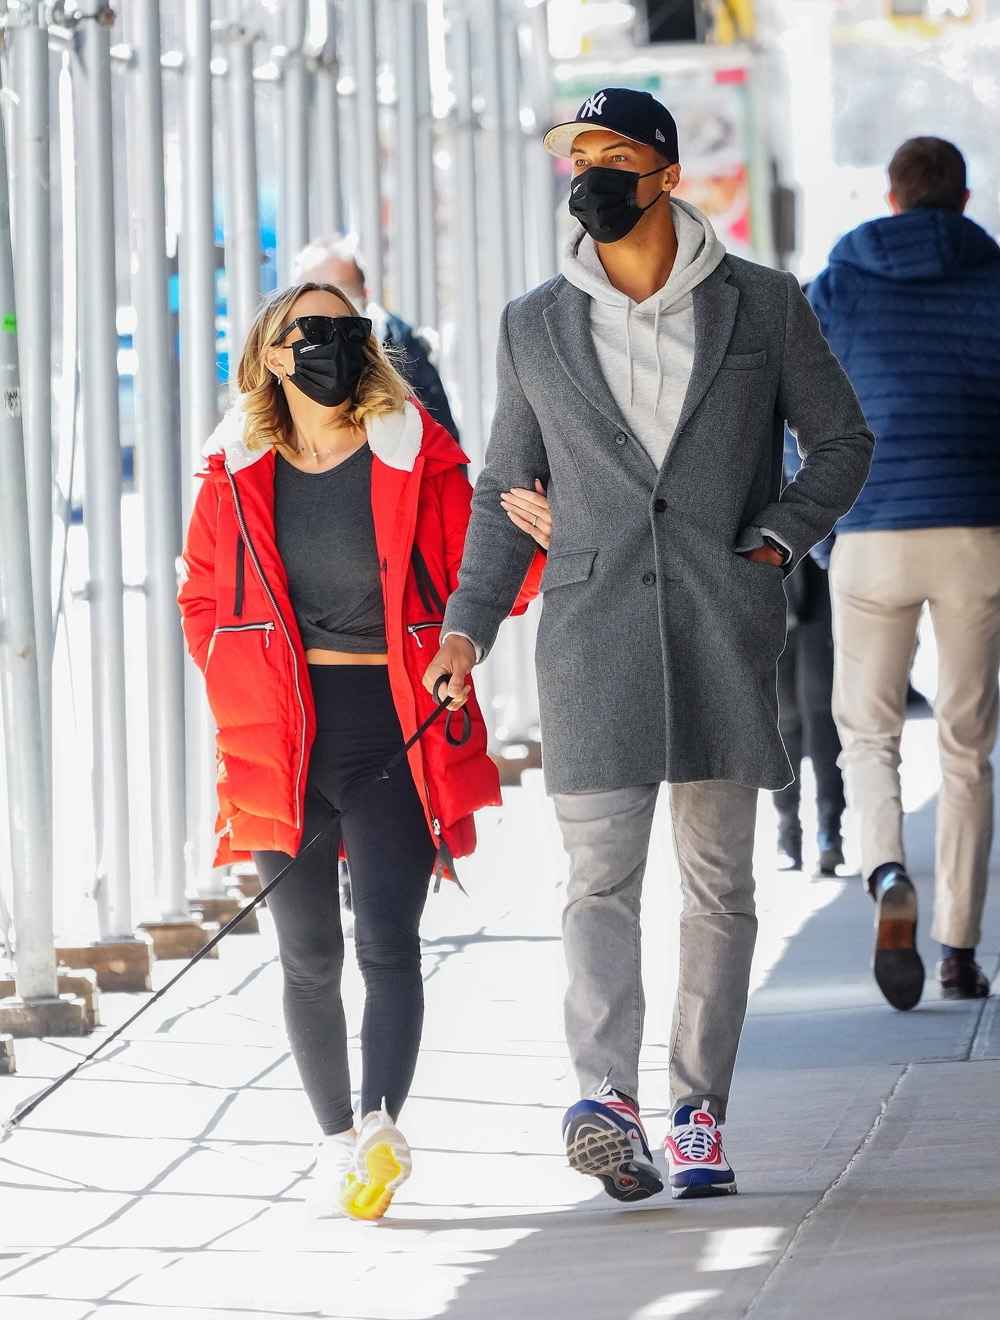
top-left (1, 739), bottom-right (998, 1320)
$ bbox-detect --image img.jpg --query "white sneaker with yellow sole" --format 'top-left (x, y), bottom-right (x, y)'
top-left (340, 1102), bottom-right (411, 1222)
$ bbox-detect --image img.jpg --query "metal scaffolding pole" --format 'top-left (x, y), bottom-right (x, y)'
top-left (125, 0), bottom-right (189, 923)
top-left (0, 94), bottom-right (57, 1003)
top-left (74, 0), bottom-right (134, 939)
top-left (354, 0), bottom-right (383, 301)
top-left (311, 2), bottom-right (343, 239)
top-left (222, 9), bottom-right (261, 352)
top-left (500, 4), bottom-right (526, 297)
top-left (8, 2), bottom-right (53, 812)
top-left (280, 0), bottom-right (310, 284)
top-left (180, 0), bottom-right (224, 897)
top-left (414, 2), bottom-right (437, 330)
top-left (524, 0), bottom-right (557, 287)
top-left (449, 13), bottom-right (483, 464)
top-left (479, 0), bottom-right (511, 320)
top-left (394, 0), bottom-right (420, 325)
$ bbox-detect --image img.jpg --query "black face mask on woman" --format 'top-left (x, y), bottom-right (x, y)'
top-left (568, 164), bottom-right (668, 244)
top-left (288, 336), bottom-right (369, 408)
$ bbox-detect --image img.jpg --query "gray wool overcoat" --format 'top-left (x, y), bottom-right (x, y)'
top-left (442, 255), bottom-right (874, 793)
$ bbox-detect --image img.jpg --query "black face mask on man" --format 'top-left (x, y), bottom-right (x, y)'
top-left (568, 164), bottom-right (668, 244)
top-left (287, 337), bottom-right (368, 408)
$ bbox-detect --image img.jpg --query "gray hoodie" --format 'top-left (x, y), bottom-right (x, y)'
top-left (560, 197), bottom-right (725, 470)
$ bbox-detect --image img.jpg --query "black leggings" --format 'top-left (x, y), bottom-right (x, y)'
top-left (253, 665), bottom-right (436, 1135)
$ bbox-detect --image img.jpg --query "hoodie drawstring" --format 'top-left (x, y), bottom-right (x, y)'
top-left (624, 302), bottom-right (634, 408)
top-left (653, 301), bottom-right (663, 418)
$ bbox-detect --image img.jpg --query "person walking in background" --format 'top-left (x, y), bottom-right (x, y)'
top-left (773, 539), bottom-right (846, 875)
top-left (293, 233), bottom-right (461, 441)
top-left (811, 137), bottom-right (1000, 1010)
top-left (178, 281), bottom-right (503, 1221)
top-left (423, 88), bottom-right (872, 1204)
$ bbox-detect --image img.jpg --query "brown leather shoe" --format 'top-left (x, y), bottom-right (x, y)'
top-left (869, 865), bottom-right (924, 1011)
top-left (938, 957), bottom-right (990, 1000)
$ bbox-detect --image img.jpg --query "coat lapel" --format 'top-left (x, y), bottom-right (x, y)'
top-left (543, 280), bottom-right (630, 434)
top-left (672, 262), bottom-right (740, 439)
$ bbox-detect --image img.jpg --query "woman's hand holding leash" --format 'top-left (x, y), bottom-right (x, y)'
top-left (423, 634), bottom-right (476, 709)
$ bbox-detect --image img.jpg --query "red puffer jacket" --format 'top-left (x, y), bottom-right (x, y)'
top-left (178, 397), bottom-right (542, 869)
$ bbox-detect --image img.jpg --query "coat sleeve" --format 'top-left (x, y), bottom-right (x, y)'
top-left (437, 464), bottom-right (545, 615)
top-left (736, 270), bottom-right (874, 569)
top-left (177, 477), bottom-right (220, 673)
top-left (441, 302), bottom-right (550, 656)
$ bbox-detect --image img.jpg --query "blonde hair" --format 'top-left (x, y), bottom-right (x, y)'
top-left (236, 282), bottom-right (410, 452)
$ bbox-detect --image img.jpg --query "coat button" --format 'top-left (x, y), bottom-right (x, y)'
top-left (615, 432), bottom-right (628, 445)
top-left (642, 571), bottom-right (656, 586)
top-left (653, 498), bottom-right (667, 513)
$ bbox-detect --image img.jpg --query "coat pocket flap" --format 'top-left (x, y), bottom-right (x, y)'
top-left (539, 548), bottom-right (597, 593)
top-left (721, 349), bottom-right (767, 370)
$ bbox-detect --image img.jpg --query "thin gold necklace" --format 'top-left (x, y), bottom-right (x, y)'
top-left (291, 427), bottom-right (362, 461)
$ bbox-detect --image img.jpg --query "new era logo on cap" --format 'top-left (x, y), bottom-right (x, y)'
top-left (543, 86), bottom-right (680, 163)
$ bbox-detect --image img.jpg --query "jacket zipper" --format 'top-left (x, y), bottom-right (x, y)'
top-left (423, 779), bottom-right (442, 838)
top-left (225, 468), bottom-right (308, 832)
top-left (213, 621), bottom-right (275, 647)
top-left (406, 620), bottom-right (443, 649)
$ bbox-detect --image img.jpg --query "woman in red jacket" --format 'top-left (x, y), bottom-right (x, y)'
top-left (179, 282), bottom-right (504, 1223)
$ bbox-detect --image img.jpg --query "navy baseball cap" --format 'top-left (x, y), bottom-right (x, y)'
top-left (544, 87), bottom-right (679, 163)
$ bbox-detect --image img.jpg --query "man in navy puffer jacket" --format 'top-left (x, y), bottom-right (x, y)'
top-left (810, 137), bottom-right (1000, 1010)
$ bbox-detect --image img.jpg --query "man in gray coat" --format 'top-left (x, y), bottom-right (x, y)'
top-left (424, 88), bottom-right (873, 1203)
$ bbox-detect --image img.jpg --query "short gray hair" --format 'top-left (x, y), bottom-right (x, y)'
top-left (291, 231), bottom-right (367, 285)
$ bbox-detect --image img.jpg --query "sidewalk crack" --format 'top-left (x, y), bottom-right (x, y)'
top-left (740, 1063), bottom-right (912, 1317)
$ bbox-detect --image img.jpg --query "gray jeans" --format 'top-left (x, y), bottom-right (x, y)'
top-left (553, 781), bottom-right (758, 1123)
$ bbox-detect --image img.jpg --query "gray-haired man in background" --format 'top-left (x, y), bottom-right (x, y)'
top-left (294, 232), bottom-right (460, 441)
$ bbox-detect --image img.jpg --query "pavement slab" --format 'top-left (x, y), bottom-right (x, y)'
top-left (0, 748), bottom-right (998, 1319)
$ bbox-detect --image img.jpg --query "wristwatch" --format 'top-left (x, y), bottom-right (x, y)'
top-left (761, 534), bottom-right (791, 566)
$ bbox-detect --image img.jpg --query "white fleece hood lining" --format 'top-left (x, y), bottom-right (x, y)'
top-left (204, 396), bottom-right (424, 475)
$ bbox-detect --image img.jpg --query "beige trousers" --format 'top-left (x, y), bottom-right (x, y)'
top-left (830, 527), bottom-right (1000, 947)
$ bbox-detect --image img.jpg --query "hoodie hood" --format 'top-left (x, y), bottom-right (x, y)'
top-left (829, 209), bottom-right (1000, 283)
top-left (561, 196), bottom-right (725, 312)
top-left (560, 197), bottom-right (725, 417)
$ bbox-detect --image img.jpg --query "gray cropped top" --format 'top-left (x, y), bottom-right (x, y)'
top-left (273, 445), bottom-right (388, 654)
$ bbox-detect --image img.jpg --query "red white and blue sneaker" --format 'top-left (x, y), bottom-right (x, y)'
top-left (562, 1079), bottom-right (663, 1202)
top-left (664, 1101), bottom-right (737, 1200)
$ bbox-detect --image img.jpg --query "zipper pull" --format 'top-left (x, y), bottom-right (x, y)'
top-left (264, 623), bottom-right (274, 648)
top-left (408, 625), bottom-right (423, 649)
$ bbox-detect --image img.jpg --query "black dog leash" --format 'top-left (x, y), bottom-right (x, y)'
top-left (2, 676), bottom-right (467, 1141)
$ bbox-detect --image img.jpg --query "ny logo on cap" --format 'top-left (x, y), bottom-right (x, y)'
top-left (579, 91), bottom-right (607, 119)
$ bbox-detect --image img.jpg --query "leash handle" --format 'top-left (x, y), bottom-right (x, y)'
top-left (434, 674), bottom-right (473, 748)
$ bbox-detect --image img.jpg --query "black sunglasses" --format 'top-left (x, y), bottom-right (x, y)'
top-left (272, 314), bottom-right (373, 348)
